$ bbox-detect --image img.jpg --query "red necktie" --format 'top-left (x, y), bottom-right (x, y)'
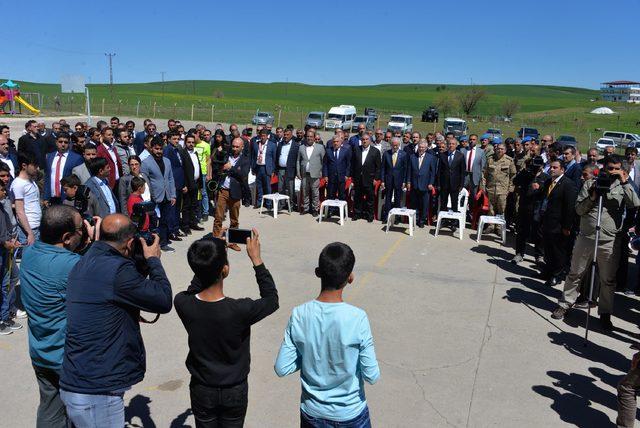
top-left (467, 149), bottom-right (473, 171)
top-left (54, 153), bottom-right (63, 197)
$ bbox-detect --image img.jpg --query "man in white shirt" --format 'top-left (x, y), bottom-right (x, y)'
top-left (11, 152), bottom-right (42, 245)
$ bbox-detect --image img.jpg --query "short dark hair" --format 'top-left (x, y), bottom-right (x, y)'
top-left (149, 136), bottom-right (164, 148)
top-left (88, 157), bottom-right (108, 176)
top-left (563, 146), bottom-right (576, 155)
top-left (259, 128), bottom-right (269, 136)
top-left (606, 154), bottom-right (624, 166)
top-left (550, 159), bottom-right (566, 170)
top-left (60, 174), bottom-right (81, 188)
top-left (100, 219), bottom-right (137, 245)
top-left (24, 120), bottom-right (37, 130)
top-left (317, 242), bottom-right (355, 290)
top-left (56, 132), bottom-right (71, 141)
top-left (0, 162), bottom-right (10, 174)
top-left (445, 132), bottom-right (455, 139)
top-left (17, 151), bottom-right (37, 170)
top-left (110, 116), bottom-right (120, 122)
top-left (0, 125), bottom-right (8, 134)
top-left (625, 146), bottom-right (638, 156)
top-left (131, 176), bottom-right (146, 192)
top-left (187, 237), bottom-right (228, 285)
top-left (128, 155), bottom-right (141, 164)
top-left (100, 126), bottom-right (113, 135)
top-left (40, 205), bottom-right (79, 245)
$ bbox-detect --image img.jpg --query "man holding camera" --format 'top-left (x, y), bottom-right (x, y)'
top-left (552, 155), bottom-right (640, 330)
top-left (213, 138), bottom-right (250, 251)
top-left (60, 214), bottom-right (172, 427)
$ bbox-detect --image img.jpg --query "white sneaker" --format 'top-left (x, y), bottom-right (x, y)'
top-left (15, 310), bottom-right (27, 319)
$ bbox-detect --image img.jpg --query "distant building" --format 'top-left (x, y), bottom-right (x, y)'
top-left (600, 81), bottom-right (640, 103)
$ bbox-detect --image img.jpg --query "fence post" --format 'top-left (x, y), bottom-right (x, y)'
top-left (153, 102), bottom-right (157, 118)
top-left (191, 104), bottom-right (195, 121)
top-left (277, 109), bottom-right (282, 127)
top-left (101, 98), bottom-right (105, 115)
top-left (136, 100), bottom-right (140, 117)
top-left (173, 103), bottom-right (177, 117)
top-left (117, 100), bottom-right (122, 114)
top-left (211, 105), bottom-right (214, 122)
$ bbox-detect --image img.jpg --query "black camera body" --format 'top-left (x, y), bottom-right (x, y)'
top-left (595, 171), bottom-right (613, 195)
top-left (526, 156), bottom-right (545, 174)
top-left (131, 201), bottom-right (157, 276)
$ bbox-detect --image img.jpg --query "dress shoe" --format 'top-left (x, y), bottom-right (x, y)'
top-left (600, 314), bottom-right (614, 331)
top-left (551, 306), bottom-right (568, 320)
top-left (417, 223), bottom-right (424, 228)
top-left (367, 217), bottom-right (374, 223)
top-left (544, 276), bottom-right (559, 287)
top-left (227, 243), bottom-right (241, 252)
top-left (181, 228), bottom-right (192, 236)
top-left (511, 254), bottom-right (524, 265)
top-left (161, 245), bottom-right (175, 252)
top-left (191, 225), bottom-right (205, 231)
top-left (201, 215), bottom-right (208, 222)
top-left (176, 231), bottom-right (187, 237)
top-left (169, 234), bottom-right (182, 242)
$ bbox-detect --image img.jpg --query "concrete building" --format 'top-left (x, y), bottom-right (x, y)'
top-left (600, 80), bottom-right (640, 103)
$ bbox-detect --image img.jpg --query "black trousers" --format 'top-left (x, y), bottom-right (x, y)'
top-left (33, 365), bottom-right (69, 428)
top-left (515, 206), bottom-right (541, 257)
top-left (181, 188), bottom-right (199, 230)
top-left (327, 176), bottom-right (345, 201)
top-left (353, 179), bottom-right (374, 220)
top-left (439, 188), bottom-right (460, 212)
top-left (412, 189), bottom-right (430, 225)
top-left (543, 231), bottom-right (568, 278)
top-left (190, 381), bottom-right (248, 428)
top-left (383, 184), bottom-right (403, 220)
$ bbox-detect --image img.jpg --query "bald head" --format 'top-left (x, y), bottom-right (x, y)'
top-left (100, 214), bottom-right (137, 246)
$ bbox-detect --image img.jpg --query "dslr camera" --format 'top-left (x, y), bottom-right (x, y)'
top-left (594, 170), bottom-right (613, 195)
top-left (526, 156), bottom-right (545, 174)
top-left (130, 201), bottom-right (157, 276)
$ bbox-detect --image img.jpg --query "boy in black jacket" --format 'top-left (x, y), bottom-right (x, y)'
top-left (174, 229), bottom-right (278, 427)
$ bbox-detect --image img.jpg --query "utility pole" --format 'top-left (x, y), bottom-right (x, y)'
top-left (161, 71), bottom-right (166, 98)
top-left (105, 53), bottom-right (116, 99)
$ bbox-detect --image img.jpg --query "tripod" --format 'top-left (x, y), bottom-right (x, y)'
top-left (584, 194), bottom-right (604, 346)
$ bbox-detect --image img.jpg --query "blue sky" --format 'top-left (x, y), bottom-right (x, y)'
top-left (7, 0), bottom-right (639, 88)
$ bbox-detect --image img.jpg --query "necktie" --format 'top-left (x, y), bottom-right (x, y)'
top-left (467, 149), bottom-right (473, 171)
top-left (335, 149), bottom-right (339, 160)
top-left (547, 180), bottom-right (556, 196)
top-left (392, 151), bottom-right (397, 167)
top-left (54, 153), bottom-right (63, 197)
top-left (419, 155), bottom-right (424, 169)
top-left (258, 142), bottom-right (264, 163)
top-left (448, 153), bottom-right (453, 165)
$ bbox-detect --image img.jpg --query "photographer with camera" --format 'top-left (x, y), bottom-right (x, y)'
top-left (19, 205), bottom-right (100, 427)
top-left (511, 155), bottom-right (549, 264)
top-left (59, 213), bottom-right (172, 427)
top-left (212, 138), bottom-right (250, 251)
top-left (552, 155), bottom-right (640, 330)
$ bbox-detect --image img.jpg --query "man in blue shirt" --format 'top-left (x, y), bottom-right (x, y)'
top-left (20, 205), bottom-right (99, 428)
top-left (275, 242), bottom-right (379, 427)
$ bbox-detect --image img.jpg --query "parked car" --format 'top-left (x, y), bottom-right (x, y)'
top-left (486, 128), bottom-right (502, 139)
top-left (305, 111), bottom-right (325, 129)
top-left (556, 135), bottom-right (577, 147)
top-left (421, 106), bottom-right (439, 123)
top-left (325, 105), bottom-right (357, 130)
top-left (517, 127), bottom-right (540, 140)
top-left (251, 111), bottom-right (274, 125)
top-left (387, 114), bottom-right (413, 133)
top-left (596, 137), bottom-right (616, 153)
top-left (351, 115), bottom-right (375, 132)
top-left (443, 117), bottom-right (467, 137)
top-left (602, 131), bottom-right (640, 147)
top-left (364, 107), bottom-right (378, 121)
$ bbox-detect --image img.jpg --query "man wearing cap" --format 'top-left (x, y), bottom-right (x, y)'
top-left (480, 134), bottom-right (493, 159)
top-left (481, 143), bottom-right (516, 230)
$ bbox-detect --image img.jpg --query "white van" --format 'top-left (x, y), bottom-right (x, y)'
top-left (325, 105), bottom-right (356, 130)
top-left (443, 117), bottom-right (468, 137)
top-left (387, 114), bottom-right (413, 133)
top-left (602, 131), bottom-right (640, 147)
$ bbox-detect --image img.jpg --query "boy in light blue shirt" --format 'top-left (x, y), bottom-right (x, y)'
top-left (275, 242), bottom-right (379, 427)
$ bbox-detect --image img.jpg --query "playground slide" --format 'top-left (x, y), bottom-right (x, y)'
top-left (14, 96), bottom-right (40, 115)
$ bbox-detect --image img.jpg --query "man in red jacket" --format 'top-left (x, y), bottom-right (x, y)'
top-left (96, 127), bottom-right (122, 189)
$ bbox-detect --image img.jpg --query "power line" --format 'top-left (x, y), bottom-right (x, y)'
top-left (105, 53), bottom-right (116, 99)
top-left (161, 71), bottom-right (166, 97)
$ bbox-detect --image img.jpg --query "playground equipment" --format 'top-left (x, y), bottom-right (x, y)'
top-left (0, 80), bottom-right (40, 115)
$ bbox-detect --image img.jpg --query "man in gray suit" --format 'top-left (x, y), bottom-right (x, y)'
top-left (72, 145), bottom-right (98, 184)
top-left (626, 147), bottom-right (640, 191)
top-left (141, 137), bottom-right (176, 252)
top-left (84, 157), bottom-right (119, 218)
top-left (297, 129), bottom-right (325, 216)
top-left (460, 134), bottom-right (486, 200)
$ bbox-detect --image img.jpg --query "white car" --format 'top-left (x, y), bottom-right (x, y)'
top-left (596, 137), bottom-right (616, 153)
top-left (387, 114), bottom-right (413, 133)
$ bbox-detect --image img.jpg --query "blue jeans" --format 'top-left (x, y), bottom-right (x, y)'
top-left (201, 175), bottom-right (209, 216)
top-left (301, 406), bottom-right (371, 428)
top-left (17, 226), bottom-right (40, 246)
top-left (60, 389), bottom-right (125, 428)
top-left (255, 166), bottom-right (272, 208)
top-left (0, 251), bottom-right (19, 322)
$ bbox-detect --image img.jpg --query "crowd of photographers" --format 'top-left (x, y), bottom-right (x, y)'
top-left (3, 116), bottom-right (640, 425)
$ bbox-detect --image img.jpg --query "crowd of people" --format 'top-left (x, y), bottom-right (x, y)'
top-left (3, 115), bottom-right (640, 426)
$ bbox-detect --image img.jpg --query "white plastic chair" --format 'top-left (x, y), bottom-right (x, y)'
top-left (476, 215), bottom-right (507, 245)
top-left (259, 193), bottom-right (291, 219)
top-left (434, 188), bottom-right (469, 240)
top-left (386, 208), bottom-right (416, 237)
top-left (318, 199), bottom-right (348, 226)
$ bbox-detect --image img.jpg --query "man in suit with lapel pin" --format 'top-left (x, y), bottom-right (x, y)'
top-left (351, 133), bottom-right (381, 222)
top-left (407, 141), bottom-right (437, 228)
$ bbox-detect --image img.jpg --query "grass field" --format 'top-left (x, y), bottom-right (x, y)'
top-left (6, 79), bottom-right (640, 151)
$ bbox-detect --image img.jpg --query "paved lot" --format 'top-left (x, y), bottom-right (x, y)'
top-left (1, 115), bottom-right (639, 426)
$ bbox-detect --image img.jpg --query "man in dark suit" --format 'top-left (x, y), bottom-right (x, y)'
top-left (251, 129), bottom-right (277, 209)
top-left (351, 133), bottom-right (381, 222)
top-left (408, 141), bottom-right (438, 227)
top-left (85, 157), bottom-right (119, 218)
top-left (323, 136), bottom-right (352, 206)
top-left (381, 137), bottom-right (409, 222)
top-left (179, 134), bottom-right (204, 234)
top-left (18, 120), bottom-right (46, 169)
top-left (214, 138), bottom-right (250, 251)
top-left (437, 137), bottom-right (466, 213)
top-left (540, 160), bottom-right (577, 286)
top-left (164, 131), bottom-right (187, 241)
top-left (96, 127), bottom-right (122, 190)
top-left (133, 121), bottom-right (157, 155)
top-left (275, 128), bottom-right (300, 210)
top-left (562, 145), bottom-right (582, 187)
top-left (44, 132), bottom-right (83, 202)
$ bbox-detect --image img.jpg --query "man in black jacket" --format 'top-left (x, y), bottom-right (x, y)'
top-left (60, 214), bottom-right (172, 427)
top-left (352, 133), bottom-right (381, 222)
top-left (437, 138), bottom-right (466, 213)
top-left (181, 135), bottom-right (204, 234)
top-left (540, 160), bottom-right (577, 286)
top-left (18, 120), bottom-right (46, 169)
top-left (175, 229), bottom-right (278, 427)
top-left (213, 138), bottom-right (250, 250)
top-left (275, 128), bottom-right (300, 210)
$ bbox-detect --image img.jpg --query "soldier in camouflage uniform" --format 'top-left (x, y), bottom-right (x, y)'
top-left (482, 143), bottom-right (516, 232)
